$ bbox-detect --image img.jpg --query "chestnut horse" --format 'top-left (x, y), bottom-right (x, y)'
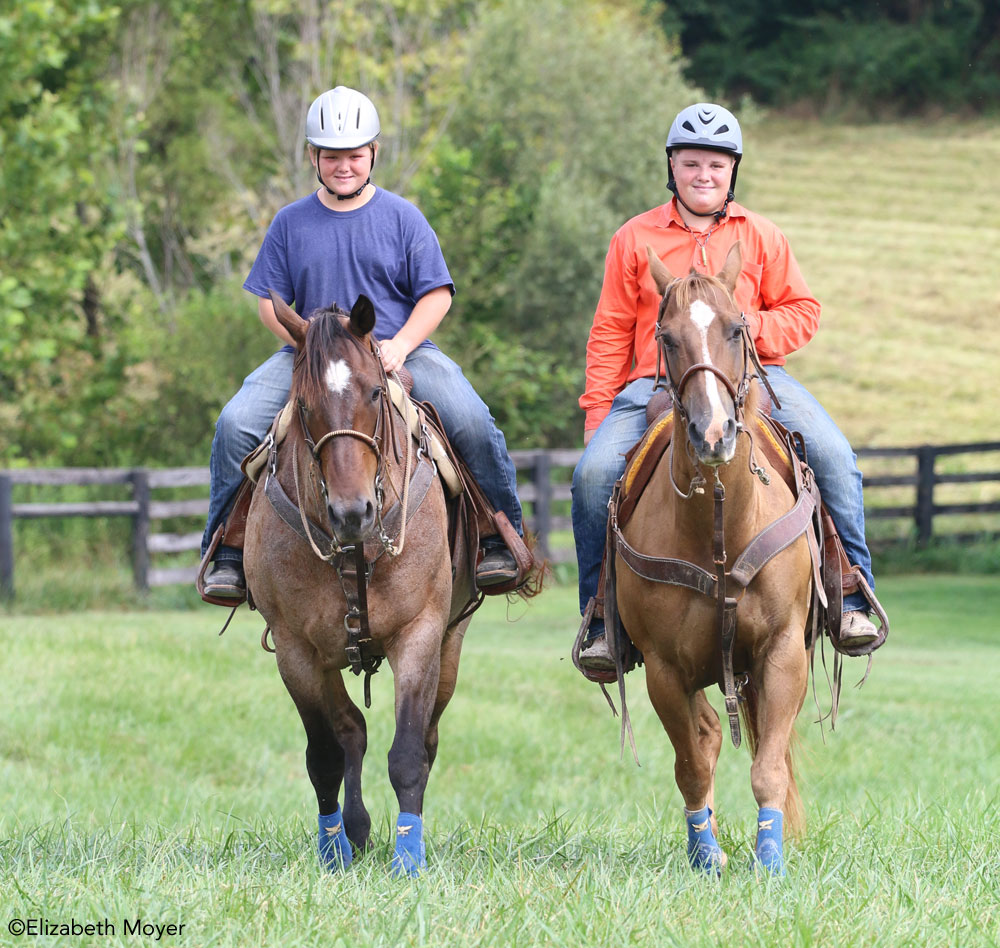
top-left (614, 242), bottom-right (814, 876)
top-left (244, 292), bottom-right (475, 877)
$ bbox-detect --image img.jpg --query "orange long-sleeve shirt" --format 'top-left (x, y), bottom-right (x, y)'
top-left (581, 199), bottom-right (820, 431)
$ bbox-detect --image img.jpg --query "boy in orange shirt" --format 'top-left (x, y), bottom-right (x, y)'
top-left (574, 103), bottom-right (878, 672)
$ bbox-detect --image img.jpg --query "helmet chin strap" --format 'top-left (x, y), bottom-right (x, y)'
top-left (315, 165), bottom-right (371, 201)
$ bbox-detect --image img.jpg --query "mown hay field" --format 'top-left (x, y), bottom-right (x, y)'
top-left (743, 120), bottom-right (999, 448)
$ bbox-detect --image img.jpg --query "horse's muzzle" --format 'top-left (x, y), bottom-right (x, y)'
top-left (688, 417), bottom-right (738, 467)
top-left (328, 496), bottom-right (377, 544)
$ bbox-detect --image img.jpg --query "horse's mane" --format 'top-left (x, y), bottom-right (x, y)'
top-left (290, 304), bottom-right (370, 406)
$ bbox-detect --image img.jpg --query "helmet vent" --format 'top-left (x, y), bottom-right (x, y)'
top-left (716, 124), bottom-right (729, 134)
top-left (682, 120), bottom-right (696, 133)
top-left (306, 87), bottom-right (380, 148)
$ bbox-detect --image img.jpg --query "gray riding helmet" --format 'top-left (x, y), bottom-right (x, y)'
top-left (665, 103), bottom-right (743, 218)
top-left (306, 86), bottom-right (380, 199)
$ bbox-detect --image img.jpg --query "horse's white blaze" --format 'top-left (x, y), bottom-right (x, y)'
top-left (688, 300), bottom-right (728, 444)
top-left (325, 358), bottom-right (352, 394)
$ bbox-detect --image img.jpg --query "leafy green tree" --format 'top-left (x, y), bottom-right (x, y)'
top-left (0, 0), bottom-right (125, 462)
top-left (412, 0), bottom-right (699, 445)
top-left (656, 0), bottom-right (999, 114)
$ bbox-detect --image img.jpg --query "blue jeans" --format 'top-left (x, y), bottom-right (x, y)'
top-left (571, 369), bottom-right (874, 616)
top-left (201, 345), bottom-right (522, 560)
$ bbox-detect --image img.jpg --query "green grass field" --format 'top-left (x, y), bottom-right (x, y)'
top-left (1, 577), bottom-right (997, 947)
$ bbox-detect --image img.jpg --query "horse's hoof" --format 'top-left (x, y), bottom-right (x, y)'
top-left (318, 808), bottom-right (353, 872)
top-left (752, 807), bottom-right (785, 877)
top-left (390, 812), bottom-right (426, 878)
top-left (685, 805), bottom-right (725, 876)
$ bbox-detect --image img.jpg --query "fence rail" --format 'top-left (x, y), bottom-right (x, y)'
top-left (2, 440), bottom-right (999, 599)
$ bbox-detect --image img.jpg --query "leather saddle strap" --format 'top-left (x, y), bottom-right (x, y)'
top-left (727, 486), bottom-right (817, 589)
top-left (264, 470), bottom-right (337, 557)
top-left (613, 529), bottom-right (718, 597)
top-left (713, 481), bottom-right (743, 749)
top-left (339, 543), bottom-right (382, 706)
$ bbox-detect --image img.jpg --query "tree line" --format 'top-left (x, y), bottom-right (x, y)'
top-left (1, 0), bottom-right (994, 467)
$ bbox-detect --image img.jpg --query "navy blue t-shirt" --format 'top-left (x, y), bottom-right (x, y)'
top-left (244, 188), bottom-right (454, 352)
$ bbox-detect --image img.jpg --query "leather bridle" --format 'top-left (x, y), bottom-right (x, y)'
top-left (290, 335), bottom-right (411, 563)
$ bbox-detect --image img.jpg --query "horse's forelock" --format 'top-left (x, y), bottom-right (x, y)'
top-left (291, 305), bottom-right (371, 407)
top-left (666, 272), bottom-right (736, 317)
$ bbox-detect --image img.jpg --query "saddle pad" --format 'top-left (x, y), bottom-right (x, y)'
top-left (241, 386), bottom-right (462, 498)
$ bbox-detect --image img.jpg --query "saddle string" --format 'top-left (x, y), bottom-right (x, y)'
top-left (368, 344), bottom-right (411, 557)
top-left (374, 368), bottom-right (412, 558)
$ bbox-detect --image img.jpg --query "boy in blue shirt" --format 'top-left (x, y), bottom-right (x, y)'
top-left (202, 86), bottom-right (523, 597)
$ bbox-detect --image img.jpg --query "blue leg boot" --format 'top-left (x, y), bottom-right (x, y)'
top-left (753, 807), bottom-right (785, 876)
top-left (318, 807), bottom-right (353, 872)
top-left (685, 805), bottom-right (724, 874)
top-left (390, 812), bottom-right (426, 878)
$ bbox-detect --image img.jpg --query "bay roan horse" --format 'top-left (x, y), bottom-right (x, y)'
top-left (244, 292), bottom-right (474, 878)
top-left (615, 242), bottom-right (814, 876)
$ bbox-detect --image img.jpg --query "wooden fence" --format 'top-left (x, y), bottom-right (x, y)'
top-left (2, 441), bottom-right (999, 599)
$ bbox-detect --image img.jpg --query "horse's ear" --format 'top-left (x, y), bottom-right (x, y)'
top-left (349, 294), bottom-right (376, 337)
top-left (268, 289), bottom-right (308, 348)
top-left (646, 245), bottom-right (675, 296)
top-left (716, 241), bottom-right (742, 292)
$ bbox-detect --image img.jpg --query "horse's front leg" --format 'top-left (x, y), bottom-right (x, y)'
top-left (384, 619), bottom-right (446, 877)
top-left (749, 628), bottom-right (809, 876)
top-left (645, 655), bottom-right (728, 874)
top-left (275, 633), bottom-right (371, 871)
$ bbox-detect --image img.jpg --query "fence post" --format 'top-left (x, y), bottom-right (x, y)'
top-left (532, 451), bottom-right (552, 560)
top-left (130, 469), bottom-right (151, 591)
top-left (915, 445), bottom-right (936, 545)
top-left (0, 473), bottom-right (13, 600)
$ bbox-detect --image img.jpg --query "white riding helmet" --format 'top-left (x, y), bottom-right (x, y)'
top-left (306, 86), bottom-right (380, 150)
top-left (665, 102), bottom-right (742, 221)
top-left (666, 103), bottom-right (742, 158)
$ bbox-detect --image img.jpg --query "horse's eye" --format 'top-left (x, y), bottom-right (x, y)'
top-left (370, 386), bottom-right (381, 403)
top-left (660, 334), bottom-right (676, 352)
top-left (731, 325), bottom-right (743, 341)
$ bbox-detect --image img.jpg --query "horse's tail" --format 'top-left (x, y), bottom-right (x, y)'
top-left (740, 675), bottom-right (806, 838)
